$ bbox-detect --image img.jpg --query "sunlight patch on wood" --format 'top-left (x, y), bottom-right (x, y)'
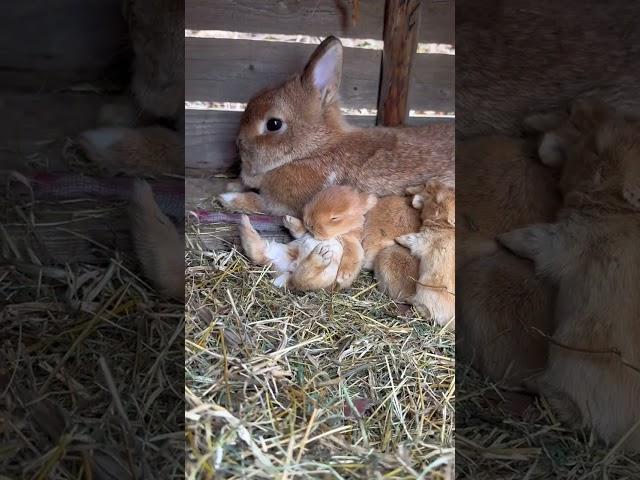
top-left (185, 101), bottom-right (454, 118)
top-left (185, 30), bottom-right (455, 55)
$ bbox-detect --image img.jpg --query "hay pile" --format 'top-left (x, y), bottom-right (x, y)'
top-left (0, 190), bottom-right (184, 478)
top-left (456, 367), bottom-right (640, 479)
top-left (185, 221), bottom-right (455, 479)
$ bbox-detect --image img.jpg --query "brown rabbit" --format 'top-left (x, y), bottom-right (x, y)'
top-left (239, 186), bottom-right (377, 291)
top-left (396, 182), bottom-right (455, 327)
top-left (456, 135), bottom-right (561, 385)
top-left (77, 0), bottom-right (184, 175)
top-left (361, 193), bottom-right (422, 303)
top-left (498, 101), bottom-right (640, 450)
top-left (91, 0), bottom-right (185, 300)
top-left (77, 126), bottom-right (183, 176)
top-left (124, 0), bottom-right (185, 123)
top-left (457, 1), bottom-right (640, 139)
top-left (129, 180), bottom-right (184, 299)
top-left (372, 244), bottom-right (419, 303)
top-left (361, 195), bottom-right (422, 270)
top-left (218, 36), bottom-right (454, 217)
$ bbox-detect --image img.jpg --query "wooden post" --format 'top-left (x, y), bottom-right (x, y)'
top-left (376, 0), bottom-right (421, 127)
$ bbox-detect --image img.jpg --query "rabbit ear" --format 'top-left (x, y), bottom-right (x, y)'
top-left (302, 36), bottom-right (343, 105)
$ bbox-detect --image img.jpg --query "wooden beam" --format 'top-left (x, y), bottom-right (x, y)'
top-left (376, 0), bottom-right (422, 126)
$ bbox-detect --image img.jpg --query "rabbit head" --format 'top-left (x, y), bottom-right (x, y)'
top-left (302, 186), bottom-right (377, 240)
top-left (124, 0), bottom-right (185, 121)
top-left (237, 36), bottom-right (349, 178)
top-left (408, 181), bottom-right (456, 226)
top-left (546, 99), bottom-right (640, 206)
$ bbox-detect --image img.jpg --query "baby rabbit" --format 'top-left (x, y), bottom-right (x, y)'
top-left (219, 36), bottom-right (454, 217)
top-left (129, 180), bottom-right (184, 299)
top-left (361, 195), bottom-right (422, 270)
top-left (361, 194), bottom-right (422, 302)
top-left (499, 99), bottom-right (640, 450)
top-left (455, 134), bottom-right (561, 386)
top-left (396, 182), bottom-right (455, 327)
top-left (239, 186), bottom-right (377, 291)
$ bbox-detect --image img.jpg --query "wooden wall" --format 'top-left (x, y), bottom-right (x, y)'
top-left (0, 0), bottom-right (129, 171)
top-left (185, 0), bottom-right (455, 176)
top-left (0, 0), bottom-right (129, 92)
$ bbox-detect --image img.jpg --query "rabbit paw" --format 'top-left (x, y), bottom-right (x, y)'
top-left (538, 132), bottom-right (567, 167)
top-left (219, 192), bottom-right (241, 209)
top-left (336, 262), bottom-right (360, 288)
top-left (395, 233), bottom-right (422, 254)
top-left (238, 214), bottom-right (256, 233)
top-left (218, 192), bottom-right (265, 213)
top-left (282, 215), bottom-right (306, 237)
top-left (272, 273), bottom-right (289, 288)
top-left (411, 194), bottom-right (425, 209)
top-left (497, 225), bottom-right (554, 262)
top-left (310, 245), bottom-right (333, 267)
top-left (226, 180), bottom-right (248, 193)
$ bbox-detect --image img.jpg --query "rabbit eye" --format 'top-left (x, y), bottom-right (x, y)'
top-left (330, 216), bottom-right (341, 222)
top-left (266, 118), bottom-right (283, 132)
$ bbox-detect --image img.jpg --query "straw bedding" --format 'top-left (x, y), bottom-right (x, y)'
top-left (1, 188), bottom-right (184, 479)
top-left (184, 217), bottom-right (455, 479)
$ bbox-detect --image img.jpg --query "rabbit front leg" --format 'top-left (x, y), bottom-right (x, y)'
top-left (396, 233), bottom-right (428, 257)
top-left (239, 214), bottom-right (270, 264)
top-left (336, 235), bottom-right (365, 289)
top-left (282, 215), bottom-right (307, 239)
top-left (289, 244), bottom-right (336, 291)
top-left (225, 180), bottom-right (250, 193)
top-left (219, 192), bottom-right (267, 214)
top-left (239, 215), bottom-right (294, 271)
top-left (497, 223), bottom-right (565, 276)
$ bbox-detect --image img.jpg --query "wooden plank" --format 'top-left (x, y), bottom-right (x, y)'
top-left (0, 93), bottom-right (127, 172)
top-left (185, 177), bottom-right (229, 208)
top-left (0, 0), bottom-right (129, 92)
top-left (185, 110), bottom-right (240, 174)
top-left (188, 222), bottom-right (290, 253)
top-left (185, 110), bottom-right (453, 174)
top-left (186, 110), bottom-right (380, 174)
top-left (185, 0), bottom-right (385, 39)
top-left (377, 0), bottom-right (422, 126)
top-left (186, 38), bottom-right (381, 108)
top-left (420, 0), bottom-right (455, 45)
top-left (3, 210), bottom-right (185, 266)
top-left (408, 53), bottom-right (455, 112)
top-left (185, 0), bottom-right (453, 44)
top-left (406, 116), bottom-right (454, 126)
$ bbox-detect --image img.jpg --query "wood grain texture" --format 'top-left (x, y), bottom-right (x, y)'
top-left (186, 38), bottom-right (382, 108)
top-left (0, 0), bottom-right (129, 92)
top-left (186, 110), bottom-right (378, 173)
top-left (186, 0), bottom-right (384, 39)
top-left (0, 93), bottom-right (127, 172)
top-left (188, 223), bottom-right (290, 253)
top-left (420, 0), bottom-right (455, 45)
top-left (185, 0), bottom-right (453, 44)
top-left (377, 0), bottom-right (422, 126)
top-left (185, 178), bottom-right (289, 252)
top-left (185, 110), bottom-right (453, 174)
top-left (408, 53), bottom-right (455, 112)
